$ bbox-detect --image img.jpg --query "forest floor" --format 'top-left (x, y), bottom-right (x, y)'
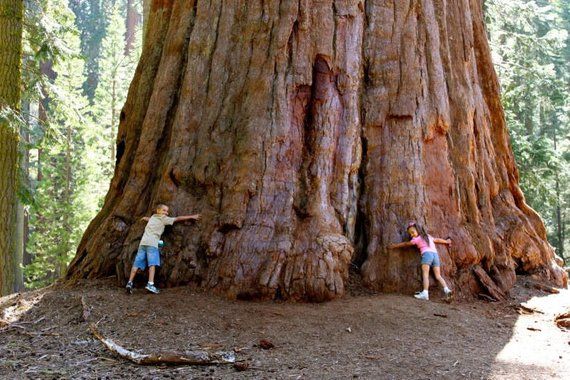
top-left (0, 275), bottom-right (569, 380)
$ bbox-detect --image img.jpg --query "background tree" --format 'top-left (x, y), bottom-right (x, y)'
top-left (0, 0), bottom-right (24, 296)
top-left (68, 0), bottom-right (112, 99)
top-left (21, 0), bottom-right (142, 288)
top-left (486, 0), bottom-right (569, 264)
top-left (89, 2), bottom-right (140, 195)
top-left (24, 0), bottom-right (92, 287)
top-left (66, 0), bottom-right (567, 301)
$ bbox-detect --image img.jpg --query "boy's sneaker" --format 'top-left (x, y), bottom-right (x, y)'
top-left (145, 283), bottom-right (160, 294)
top-left (125, 281), bottom-right (134, 294)
top-left (414, 291), bottom-right (429, 300)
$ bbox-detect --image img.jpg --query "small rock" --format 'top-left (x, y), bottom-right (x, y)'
top-left (259, 339), bottom-right (274, 349)
top-left (234, 362), bottom-right (249, 372)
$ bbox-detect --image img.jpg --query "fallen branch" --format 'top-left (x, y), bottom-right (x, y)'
top-left (524, 281), bottom-right (560, 294)
top-left (81, 295), bottom-right (235, 366)
top-left (513, 304), bottom-right (544, 315)
top-left (89, 324), bottom-right (235, 365)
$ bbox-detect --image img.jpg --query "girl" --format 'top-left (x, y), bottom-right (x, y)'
top-left (388, 221), bottom-right (452, 300)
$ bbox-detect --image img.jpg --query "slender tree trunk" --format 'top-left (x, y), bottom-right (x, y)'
top-left (125, 0), bottom-right (141, 56)
top-left (15, 160), bottom-right (25, 291)
top-left (111, 78), bottom-right (116, 164)
top-left (58, 121), bottom-right (73, 279)
top-left (37, 61), bottom-right (55, 184)
top-left (21, 99), bottom-right (32, 268)
top-left (0, 0), bottom-right (24, 296)
top-left (67, 0), bottom-right (568, 301)
top-left (553, 124), bottom-right (564, 261)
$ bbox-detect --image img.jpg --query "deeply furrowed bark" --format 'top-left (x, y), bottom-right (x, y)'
top-left (67, 0), bottom-right (567, 301)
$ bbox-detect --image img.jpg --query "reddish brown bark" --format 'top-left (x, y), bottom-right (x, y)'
top-left (66, 0), bottom-right (567, 301)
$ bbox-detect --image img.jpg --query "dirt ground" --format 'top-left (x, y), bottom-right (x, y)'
top-left (1, 276), bottom-right (569, 379)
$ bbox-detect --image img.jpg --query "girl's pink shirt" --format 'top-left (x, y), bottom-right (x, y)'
top-left (410, 235), bottom-right (437, 254)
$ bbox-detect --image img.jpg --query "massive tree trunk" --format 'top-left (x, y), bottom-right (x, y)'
top-left (67, 0), bottom-right (567, 301)
top-left (0, 0), bottom-right (23, 296)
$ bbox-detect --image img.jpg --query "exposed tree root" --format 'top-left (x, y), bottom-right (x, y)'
top-left (555, 312), bottom-right (570, 330)
top-left (81, 296), bottom-right (235, 366)
top-left (473, 265), bottom-right (506, 301)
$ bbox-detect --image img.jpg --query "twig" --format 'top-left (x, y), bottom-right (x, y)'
top-left (1, 324), bottom-right (26, 332)
top-left (477, 293), bottom-right (497, 302)
top-left (74, 358), bottom-right (98, 366)
top-left (80, 295), bottom-right (91, 322)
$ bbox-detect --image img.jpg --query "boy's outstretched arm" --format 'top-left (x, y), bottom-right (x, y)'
top-left (433, 237), bottom-right (452, 245)
top-left (388, 241), bottom-right (414, 249)
top-left (174, 214), bottom-right (201, 223)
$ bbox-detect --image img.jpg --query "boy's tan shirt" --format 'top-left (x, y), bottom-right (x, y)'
top-left (140, 214), bottom-right (176, 247)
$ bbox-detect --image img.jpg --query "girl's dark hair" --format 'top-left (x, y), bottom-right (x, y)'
top-left (408, 221), bottom-right (430, 243)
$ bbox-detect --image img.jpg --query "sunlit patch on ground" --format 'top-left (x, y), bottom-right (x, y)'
top-left (0, 291), bottom-right (46, 325)
top-left (491, 288), bottom-right (570, 379)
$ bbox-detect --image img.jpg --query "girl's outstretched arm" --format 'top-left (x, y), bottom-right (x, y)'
top-left (433, 237), bottom-right (452, 245)
top-left (388, 241), bottom-right (415, 249)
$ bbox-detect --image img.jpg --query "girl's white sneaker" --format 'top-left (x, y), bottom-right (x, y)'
top-left (414, 291), bottom-right (429, 300)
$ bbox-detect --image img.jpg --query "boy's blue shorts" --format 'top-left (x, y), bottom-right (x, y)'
top-left (421, 251), bottom-right (440, 267)
top-left (133, 245), bottom-right (160, 269)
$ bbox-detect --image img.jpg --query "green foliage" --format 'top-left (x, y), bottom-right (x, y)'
top-left (486, 0), bottom-right (570, 262)
top-left (25, 0), bottom-right (93, 288)
top-left (22, 0), bottom-right (142, 288)
top-left (87, 3), bottom-right (140, 212)
top-left (68, 0), bottom-right (115, 99)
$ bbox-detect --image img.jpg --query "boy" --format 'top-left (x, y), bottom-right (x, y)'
top-left (126, 204), bottom-right (200, 294)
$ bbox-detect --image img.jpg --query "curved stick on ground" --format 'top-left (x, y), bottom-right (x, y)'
top-left (89, 324), bottom-right (235, 365)
top-left (81, 296), bottom-right (235, 365)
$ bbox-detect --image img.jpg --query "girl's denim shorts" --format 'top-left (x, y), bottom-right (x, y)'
top-left (421, 251), bottom-right (440, 267)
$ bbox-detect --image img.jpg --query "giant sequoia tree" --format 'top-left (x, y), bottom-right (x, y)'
top-left (67, 0), bottom-right (567, 301)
